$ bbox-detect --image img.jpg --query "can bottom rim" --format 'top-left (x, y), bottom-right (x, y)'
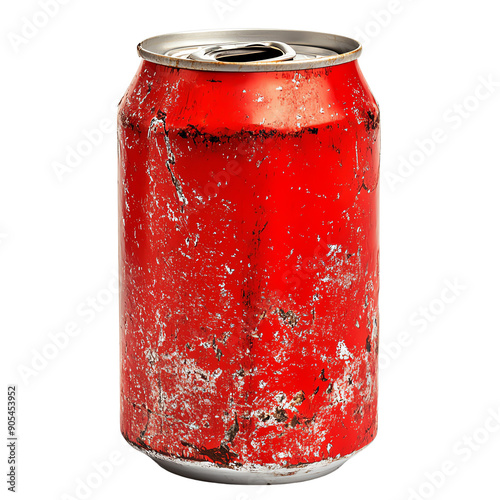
top-left (125, 439), bottom-right (370, 484)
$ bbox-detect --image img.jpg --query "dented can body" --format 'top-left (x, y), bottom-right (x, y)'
top-left (119, 30), bottom-right (380, 484)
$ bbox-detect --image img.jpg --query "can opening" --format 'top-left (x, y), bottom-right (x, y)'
top-left (215, 46), bottom-right (285, 63)
top-left (187, 41), bottom-right (297, 64)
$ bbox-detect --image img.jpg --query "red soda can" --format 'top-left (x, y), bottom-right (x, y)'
top-left (118, 29), bottom-right (380, 484)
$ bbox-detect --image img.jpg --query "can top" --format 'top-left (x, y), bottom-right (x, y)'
top-left (137, 29), bottom-right (361, 73)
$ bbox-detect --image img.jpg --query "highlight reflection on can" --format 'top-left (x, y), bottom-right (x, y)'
top-left (118, 29), bottom-right (380, 484)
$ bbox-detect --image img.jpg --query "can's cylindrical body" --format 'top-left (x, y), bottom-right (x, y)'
top-left (119, 33), bottom-right (380, 484)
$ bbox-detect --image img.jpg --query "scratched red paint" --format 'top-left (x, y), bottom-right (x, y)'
top-left (119, 59), bottom-right (380, 471)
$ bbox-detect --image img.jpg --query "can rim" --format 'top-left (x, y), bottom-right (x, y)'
top-left (137, 29), bottom-right (362, 73)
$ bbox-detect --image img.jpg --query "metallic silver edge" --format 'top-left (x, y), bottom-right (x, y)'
top-left (126, 440), bottom-right (370, 484)
top-left (137, 29), bottom-right (362, 73)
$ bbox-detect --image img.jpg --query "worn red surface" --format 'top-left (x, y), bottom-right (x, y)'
top-left (118, 60), bottom-right (380, 468)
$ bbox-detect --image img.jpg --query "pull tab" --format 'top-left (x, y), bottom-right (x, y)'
top-left (189, 41), bottom-right (296, 64)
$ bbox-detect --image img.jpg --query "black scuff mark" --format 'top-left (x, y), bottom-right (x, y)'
top-left (257, 220), bottom-right (269, 235)
top-left (365, 109), bottom-right (380, 132)
top-left (225, 415), bottom-right (239, 443)
top-left (274, 408), bottom-right (288, 423)
top-left (358, 179), bottom-right (371, 194)
top-left (138, 408), bottom-right (152, 448)
top-left (170, 125), bottom-right (333, 146)
top-left (149, 110), bottom-right (188, 212)
top-left (278, 308), bottom-right (299, 328)
top-left (180, 435), bottom-right (239, 465)
top-left (212, 336), bottom-right (223, 361)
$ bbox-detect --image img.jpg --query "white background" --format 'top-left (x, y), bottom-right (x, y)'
top-left (2, 0), bottom-right (499, 499)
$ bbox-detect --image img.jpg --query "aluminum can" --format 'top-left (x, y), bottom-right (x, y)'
top-left (118, 29), bottom-right (380, 484)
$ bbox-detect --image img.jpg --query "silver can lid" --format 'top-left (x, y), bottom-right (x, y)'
top-left (137, 29), bottom-right (361, 72)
